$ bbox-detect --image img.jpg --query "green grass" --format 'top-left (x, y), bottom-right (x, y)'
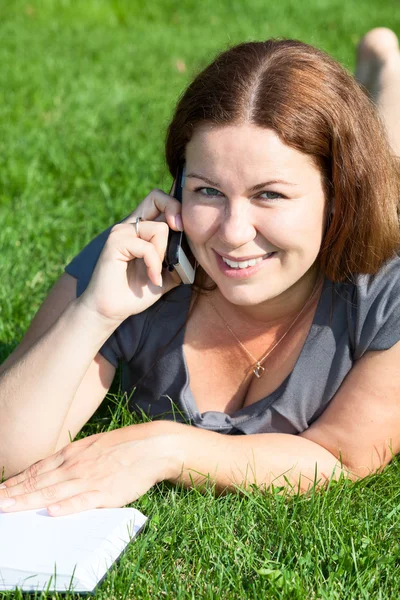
top-left (4, 395), bottom-right (400, 599)
top-left (1, 0), bottom-right (400, 597)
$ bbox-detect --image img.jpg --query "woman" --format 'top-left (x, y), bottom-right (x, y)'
top-left (1, 28), bottom-right (400, 516)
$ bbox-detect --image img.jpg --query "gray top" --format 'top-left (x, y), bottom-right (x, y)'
top-left (65, 224), bottom-right (400, 435)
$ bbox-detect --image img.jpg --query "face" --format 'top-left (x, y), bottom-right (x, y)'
top-left (182, 123), bottom-right (328, 309)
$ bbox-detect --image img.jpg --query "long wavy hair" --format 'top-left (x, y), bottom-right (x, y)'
top-left (165, 39), bottom-right (400, 287)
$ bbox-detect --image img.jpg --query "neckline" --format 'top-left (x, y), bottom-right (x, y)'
top-left (179, 276), bottom-right (332, 424)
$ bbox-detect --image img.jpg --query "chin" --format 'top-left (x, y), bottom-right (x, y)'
top-left (216, 283), bottom-right (279, 306)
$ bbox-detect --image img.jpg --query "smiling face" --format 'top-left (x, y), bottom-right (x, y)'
top-left (182, 123), bottom-right (328, 317)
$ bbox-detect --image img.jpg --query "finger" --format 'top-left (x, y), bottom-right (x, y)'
top-left (155, 179), bottom-right (183, 231)
top-left (164, 198), bottom-right (183, 232)
top-left (0, 436), bottom-right (100, 492)
top-left (123, 188), bottom-right (183, 231)
top-left (0, 458), bottom-right (74, 501)
top-left (114, 232), bottom-right (165, 286)
top-left (0, 451), bottom-right (65, 493)
top-left (125, 220), bottom-right (170, 264)
top-left (112, 222), bottom-right (169, 284)
top-left (131, 221), bottom-right (185, 288)
top-left (0, 478), bottom-right (84, 513)
top-left (47, 490), bottom-right (106, 517)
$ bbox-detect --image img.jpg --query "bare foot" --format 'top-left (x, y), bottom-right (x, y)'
top-left (355, 28), bottom-right (400, 101)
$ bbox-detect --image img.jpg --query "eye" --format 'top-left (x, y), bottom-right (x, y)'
top-left (194, 187), bottom-right (223, 197)
top-left (259, 191), bottom-right (283, 200)
top-left (192, 187), bottom-right (284, 201)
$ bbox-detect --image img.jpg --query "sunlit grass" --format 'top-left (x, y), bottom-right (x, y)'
top-left (1, 0), bottom-right (400, 597)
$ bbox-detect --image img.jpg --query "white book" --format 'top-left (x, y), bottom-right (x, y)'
top-left (0, 506), bottom-right (147, 594)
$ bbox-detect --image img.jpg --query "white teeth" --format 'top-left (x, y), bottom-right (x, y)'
top-left (221, 254), bottom-right (271, 269)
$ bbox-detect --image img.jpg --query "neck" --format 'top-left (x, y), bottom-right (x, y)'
top-left (208, 267), bottom-right (324, 330)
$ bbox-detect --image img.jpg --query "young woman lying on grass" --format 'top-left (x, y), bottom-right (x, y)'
top-left (1, 28), bottom-right (400, 517)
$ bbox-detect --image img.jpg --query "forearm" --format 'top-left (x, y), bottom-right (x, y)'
top-left (0, 298), bottom-right (117, 474)
top-left (160, 424), bottom-right (355, 493)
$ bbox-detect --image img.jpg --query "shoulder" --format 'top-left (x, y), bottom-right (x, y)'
top-left (353, 250), bottom-right (400, 299)
top-left (101, 283), bottom-right (192, 367)
top-left (351, 251), bottom-right (400, 358)
top-left (64, 224), bottom-right (115, 297)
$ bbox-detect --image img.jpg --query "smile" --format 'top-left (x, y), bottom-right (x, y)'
top-left (221, 253), bottom-right (274, 269)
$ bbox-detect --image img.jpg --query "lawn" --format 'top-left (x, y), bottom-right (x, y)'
top-left (1, 0), bottom-right (400, 598)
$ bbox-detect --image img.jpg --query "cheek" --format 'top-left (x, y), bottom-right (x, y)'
top-left (258, 204), bottom-right (325, 250)
top-left (290, 205), bottom-right (327, 254)
top-left (181, 203), bottom-right (220, 241)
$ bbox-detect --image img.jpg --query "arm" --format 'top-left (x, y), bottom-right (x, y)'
top-left (168, 341), bottom-right (400, 492)
top-left (0, 419), bottom-right (347, 515)
top-left (300, 342), bottom-right (400, 477)
top-left (166, 424), bottom-right (349, 493)
top-left (0, 188), bottom-right (185, 480)
top-left (0, 274), bottom-right (117, 478)
top-left (2, 334), bottom-right (398, 515)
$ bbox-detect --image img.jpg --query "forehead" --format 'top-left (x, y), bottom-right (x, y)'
top-left (185, 123), bottom-right (319, 179)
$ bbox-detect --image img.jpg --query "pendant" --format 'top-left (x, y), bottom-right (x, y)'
top-left (253, 364), bottom-right (265, 378)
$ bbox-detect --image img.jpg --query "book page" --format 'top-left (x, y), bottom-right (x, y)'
top-left (0, 507), bottom-right (147, 581)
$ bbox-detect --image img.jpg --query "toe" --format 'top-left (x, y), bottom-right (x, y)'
top-left (357, 28), bottom-right (399, 64)
top-left (355, 28), bottom-right (400, 97)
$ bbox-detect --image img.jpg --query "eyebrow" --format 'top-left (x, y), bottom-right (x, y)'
top-left (185, 173), bottom-right (297, 191)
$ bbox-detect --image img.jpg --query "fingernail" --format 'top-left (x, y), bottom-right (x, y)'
top-left (1, 498), bottom-right (15, 508)
top-left (0, 484), bottom-right (6, 489)
top-left (48, 504), bottom-right (60, 513)
top-left (175, 215), bottom-right (183, 231)
top-left (158, 274), bottom-right (163, 287)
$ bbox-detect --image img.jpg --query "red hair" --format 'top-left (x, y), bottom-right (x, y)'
top-left (165, 39), bottom-right (400, 283)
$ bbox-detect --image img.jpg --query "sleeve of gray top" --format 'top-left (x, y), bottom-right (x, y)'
top-left (354, 252), bottom-right (400, 359)
top-left (64, 224), bottom-right (121, 368)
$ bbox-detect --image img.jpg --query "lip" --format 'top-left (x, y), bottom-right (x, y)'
top-left (215, 250), bottom-right (274, 261)
top-left (214, 249), bottom-right (277, 279)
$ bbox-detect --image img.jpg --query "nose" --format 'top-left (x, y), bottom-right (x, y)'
top-left (217, 200), bottom-right (257, 248)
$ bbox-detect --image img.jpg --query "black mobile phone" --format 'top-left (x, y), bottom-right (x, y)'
top-left (163, 163), bottom-right (197, 284)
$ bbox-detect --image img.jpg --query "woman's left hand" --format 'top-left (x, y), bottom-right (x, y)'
top-left (0, 422), bottom-right (182, 516)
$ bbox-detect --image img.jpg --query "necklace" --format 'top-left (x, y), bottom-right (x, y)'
top-left (206, 276), bottom-right (322, 378)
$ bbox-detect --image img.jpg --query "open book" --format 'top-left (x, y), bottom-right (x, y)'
top-left (0, 506), bottom-right (147, 594)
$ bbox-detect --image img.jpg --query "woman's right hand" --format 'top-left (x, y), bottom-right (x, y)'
top-left (78, 185), bottom-right (185, 326)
